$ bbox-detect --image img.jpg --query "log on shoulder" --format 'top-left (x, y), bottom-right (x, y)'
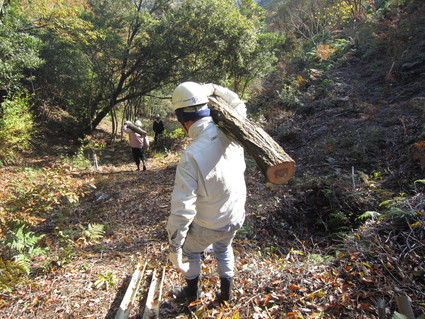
top-left (126, 123), bottom-right (147, 137)
top-left (208, 96), bottom-right (295, 185)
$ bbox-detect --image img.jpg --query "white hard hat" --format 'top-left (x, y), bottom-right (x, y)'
top-left (155, 114), bottom-right (160, 118)
top-left (172, 82), bottom-right (209, 111)
top-left (135, 120), bottom-right (142, 127)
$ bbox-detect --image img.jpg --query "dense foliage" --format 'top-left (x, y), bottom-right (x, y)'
top-left (0, 3), bottom-right (43, 164)
top-left (1, 0), bottom-right (421, 141)
top-left (0, 0), bottom-right (278, 138)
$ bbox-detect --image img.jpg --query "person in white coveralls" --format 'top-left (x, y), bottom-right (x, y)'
top-left (166, 81), bottom-right (247, 304)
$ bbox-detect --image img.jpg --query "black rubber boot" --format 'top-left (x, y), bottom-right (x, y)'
top-left (217, 277), bottom-right (233, 303)
top-left (170, 276), bottom-right (199, 303)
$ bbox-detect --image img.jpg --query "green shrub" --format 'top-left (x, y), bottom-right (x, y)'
top-left (61, 146), bottom-right (93, 171)
top-left (151, 127), bottom-right (188, 153)
top-left (0, 95), bottom-right (37, 164)
top-left (169, 127), bottom-right (186, 140)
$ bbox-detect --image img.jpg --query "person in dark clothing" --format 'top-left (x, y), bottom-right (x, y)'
top-left (153, 114), bottom-right (165, 144)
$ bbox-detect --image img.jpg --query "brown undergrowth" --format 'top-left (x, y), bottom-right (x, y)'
top-left (1, 78), bottom-right (425, 318)
top-left (0, 134), bottom-right (423, 318)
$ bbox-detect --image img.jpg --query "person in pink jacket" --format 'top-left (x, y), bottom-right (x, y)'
top-left (122, 120), bottom-right (149, 171)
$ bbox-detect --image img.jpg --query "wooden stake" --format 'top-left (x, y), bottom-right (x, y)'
top-left (92, 151), bottom-right (99, 170)
top-left (115, 261), bottom-right (147, 319)
top-left (396, 295), bottom-right (415, 319)
top-left (377, 298), bottom-right (386, 319)
top-left (142, 268), bottom-right (158, 319)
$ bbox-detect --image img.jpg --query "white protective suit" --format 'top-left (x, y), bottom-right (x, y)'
top-left (167, 84), bottom-right (247, 251)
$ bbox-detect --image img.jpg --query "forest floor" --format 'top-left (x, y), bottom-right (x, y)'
top-left (1, 101), bottom-right (424, 319)
top-left (2, 2), bottom-right (425, 318)
top-left (1, 57), bottom-right (425, 318)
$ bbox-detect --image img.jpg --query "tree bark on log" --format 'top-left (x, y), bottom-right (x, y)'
top-left (208, 97), bottom-right (295, 184)
top-left (125, 123), bottom-right (147, 137)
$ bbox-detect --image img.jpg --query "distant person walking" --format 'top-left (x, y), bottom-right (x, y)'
top-left (123, 120), bottom-right (149, 171)
top-left (153, 114), bottom-right (165, 144)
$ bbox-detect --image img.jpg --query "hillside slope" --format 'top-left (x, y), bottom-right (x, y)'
top-left (1, 51), bottom-right (423, 317)
top-left (1, 4), bottom-right (425, 318)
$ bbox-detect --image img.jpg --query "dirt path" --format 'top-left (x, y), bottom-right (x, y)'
top-left (32, 158), bottom-right (179, 319)
top-left (0, 151), bottom-right (290, 318)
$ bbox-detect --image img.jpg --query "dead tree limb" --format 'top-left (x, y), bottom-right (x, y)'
top-left (125, 123), bottom-right (147, 136)
top-left (208, 97), bottom-right (296, 184)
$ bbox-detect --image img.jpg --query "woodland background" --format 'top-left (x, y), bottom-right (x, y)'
top-left (0, 0), bottom-right (424, 318)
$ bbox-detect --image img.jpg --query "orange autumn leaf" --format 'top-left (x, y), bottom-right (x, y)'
top-left (358, 303), bottom-right (374, 312)
top-left (289, 283), bottom-right (306, 291)
top-left (188, 300), bottom-right (202, 307)
top-left (263, 294), bottom-right (272, 306)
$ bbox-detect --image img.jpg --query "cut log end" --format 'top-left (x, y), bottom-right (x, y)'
top-left (266, 162), bottom-right (296, 184)
top-left (208, 96), bottom-right (296, 184)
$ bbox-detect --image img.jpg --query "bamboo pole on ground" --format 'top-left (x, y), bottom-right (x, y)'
top-left (155, 267), bottom-right (166, 319)
top-left (142, 268), bottom-right (158, 319)
top-left (396, 295), bottom-right (415, 319)
top-left (115, 261), bottom-right (147, 319)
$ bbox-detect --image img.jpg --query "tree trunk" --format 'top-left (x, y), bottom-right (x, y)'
top-left (125, 123), bottom-right (147, 137)
top-left (208, 97), bottom-right (296, 185)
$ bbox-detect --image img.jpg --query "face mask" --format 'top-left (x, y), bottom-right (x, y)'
top-left (175, 104), bottom-right (210, 123)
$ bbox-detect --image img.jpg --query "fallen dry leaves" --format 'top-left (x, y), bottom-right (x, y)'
top-left (0, 139), bottom-right (424, 319)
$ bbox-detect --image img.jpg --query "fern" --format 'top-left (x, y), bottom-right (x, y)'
top-left (0, 257), bottom-right (28, 289)
top-left (356, 211), bottom-right (381, 221)
top-left (79, 223), bottom-right (105, 244)
top-left (13, 254), bottom-right (31, 274)
top-left (6, 225), bottom-right (46, 254)
top-left (385, 207), bottom-right (416, 222)
top-left (4, 225), bottom-right (48, 275)
top-left (29, 246), bottom-right (49, 257)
